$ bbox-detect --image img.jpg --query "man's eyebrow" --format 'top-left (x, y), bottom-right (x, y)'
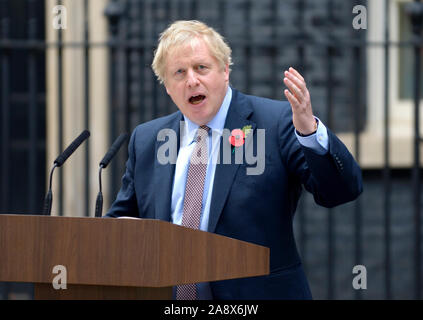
top-left (171, 65), bottom-right (184, 71)
top-left (194, 61), bottom-right (211, 66)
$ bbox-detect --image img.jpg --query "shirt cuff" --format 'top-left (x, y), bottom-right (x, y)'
top-left (294, 117), bottom-right (329, 155)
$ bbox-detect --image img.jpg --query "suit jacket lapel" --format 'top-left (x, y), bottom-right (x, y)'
top-left (154, 112), bottom-right (183, 222)
top-left (208, 89), bottom-right (256, 233)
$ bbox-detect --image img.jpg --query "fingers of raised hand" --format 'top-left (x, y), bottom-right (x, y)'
top-left (288, 67), bottom-right (305, 82)
top-left (284, 70), bottom-right (306, 99)
top-left (284, 78), bottom-right (300, 101)
top-left (284, 88), bottom-right (299, 106)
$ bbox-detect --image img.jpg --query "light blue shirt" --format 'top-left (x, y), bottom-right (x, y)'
top-left (170, 86), bottom-right (328, 299)
top-left (295, 116), bottom-right (329, 154)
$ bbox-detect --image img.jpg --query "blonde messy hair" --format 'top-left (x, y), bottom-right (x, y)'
top-left (152, 20), bottom-right (233, 84)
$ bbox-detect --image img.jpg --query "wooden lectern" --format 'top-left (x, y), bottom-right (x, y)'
top-left (0, 214), bottom-right (269, 299)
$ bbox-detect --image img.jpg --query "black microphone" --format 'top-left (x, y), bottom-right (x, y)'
top-left (95, 133), bottom-right (129, 217)
top-left (43, 130), bottom-right (91, 215)
top-left (54, 130), bottom-right (91, 167)
top-left (99, 133), bottom-right (129, 168)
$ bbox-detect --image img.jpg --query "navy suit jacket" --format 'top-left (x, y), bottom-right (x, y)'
top-left (106, 88), bottom-right (363, 299)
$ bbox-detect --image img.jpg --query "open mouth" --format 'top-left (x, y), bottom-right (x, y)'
top-left (189, 95), bottom-right (206, 105)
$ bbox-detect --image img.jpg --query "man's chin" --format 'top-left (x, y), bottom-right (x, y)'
top-left (186, 113), bottom-right (213, 126)
top-left (183, 107), bottom-right (211, 125)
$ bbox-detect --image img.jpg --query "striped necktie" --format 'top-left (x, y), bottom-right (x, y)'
top-left (176, 125), bottom-right (210, 300)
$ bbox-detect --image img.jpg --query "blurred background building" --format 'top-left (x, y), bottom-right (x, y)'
top-left (0, 0), bottom-right (422, 299)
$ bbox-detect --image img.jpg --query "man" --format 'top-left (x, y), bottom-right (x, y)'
top-left (106, 20), bottom-right (363, 300)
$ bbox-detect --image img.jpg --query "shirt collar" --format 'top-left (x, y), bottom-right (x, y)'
top-left (182, 86), bottom-right (232, 146)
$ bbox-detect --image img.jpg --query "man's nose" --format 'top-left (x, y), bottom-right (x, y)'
top-left (186, 69), bottom-right (200, 87)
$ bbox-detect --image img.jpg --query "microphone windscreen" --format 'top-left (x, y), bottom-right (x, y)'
top-left (54, 130), bottom-right (90, 167)
top-left (100, 133), bottom-right (129, 168)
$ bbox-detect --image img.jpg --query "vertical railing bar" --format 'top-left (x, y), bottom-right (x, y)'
top-left (296, 0), bottom-right (307, 265)
top-left (296, 0), bottom-right (306, 76)
top-left (165, 0), bottom-right (172, 115)
top-left (151, 0), bottom-right (158, 119)
top-left (144, 0), bottom-right (153, 123)
top-left (218, 0), bottom-right (225, 39)
top-left (191, 0), bottom-right (197, 19)
top-left (245, 0), bottom-right (251, 94)
top-left (1, 0), bottom-right (10, 215)
top-left (271, 0), bottom-right (278, 100)
top-left (125, 38), bottom-right (130, 135)
top-left (137, 1), bottom-right (147, 123)
top-left (383, 0), bottom-right (392, 300)
top-left (217, 0), bottom-right (225, 93)
top-left (122, 0), bottom-right (130, 179)
top-left (109, 32), bottom-right (117, 198)
top-left (28, 0), bottom-right (38, 213)
top-left (120, 0), bottom-right (129, 190)
top-left (326, 0), bottom-right (335, 300)
top-left (129, 0), bottom-right (140, 128)
top-left (105, 0), bottom-right (122, 201)
top-left (177, 0), bottom-right (183, 19)
top-left (57, 0), bottom-right (64, 216)
top-left (83, 0), bottom-right (90, 217)
top-left (155, 0), bottom-right (164, 117)
top-left (114, 0), bottom-right (127, 192)
top-left (109, 1), bottom-right (123, 198)
top-left (351, 1), bottom-right (365, 301)
top-left (410, 0), bottom-right (422, 301)
top-left (353, 42), bottom-right (363, 302)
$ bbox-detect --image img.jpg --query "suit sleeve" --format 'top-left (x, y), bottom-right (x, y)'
top-left (104, 128), bottom-right (139, 218)
top-left (278, 107), bottom-right (363, 208)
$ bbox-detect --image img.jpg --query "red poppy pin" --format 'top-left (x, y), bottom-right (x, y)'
top-left (229, 125), bottom-right (252, 152)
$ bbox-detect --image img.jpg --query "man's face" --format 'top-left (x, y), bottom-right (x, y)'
top-left (164, 38), bottom-right (229, 126)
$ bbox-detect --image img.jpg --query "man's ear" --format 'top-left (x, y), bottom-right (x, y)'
top-left (224, 64), bottom-right (229, 82)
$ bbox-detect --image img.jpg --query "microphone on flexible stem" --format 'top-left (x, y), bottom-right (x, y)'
top-left (43, 130), bottom-right (91, 216)
top-left (95, 133), bottom-right (129, 218)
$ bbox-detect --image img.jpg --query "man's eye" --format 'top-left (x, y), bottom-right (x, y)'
top-left (198, 65), bottom-right (206, 70)
top-left (175, 69), bottom-right (184, 74)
